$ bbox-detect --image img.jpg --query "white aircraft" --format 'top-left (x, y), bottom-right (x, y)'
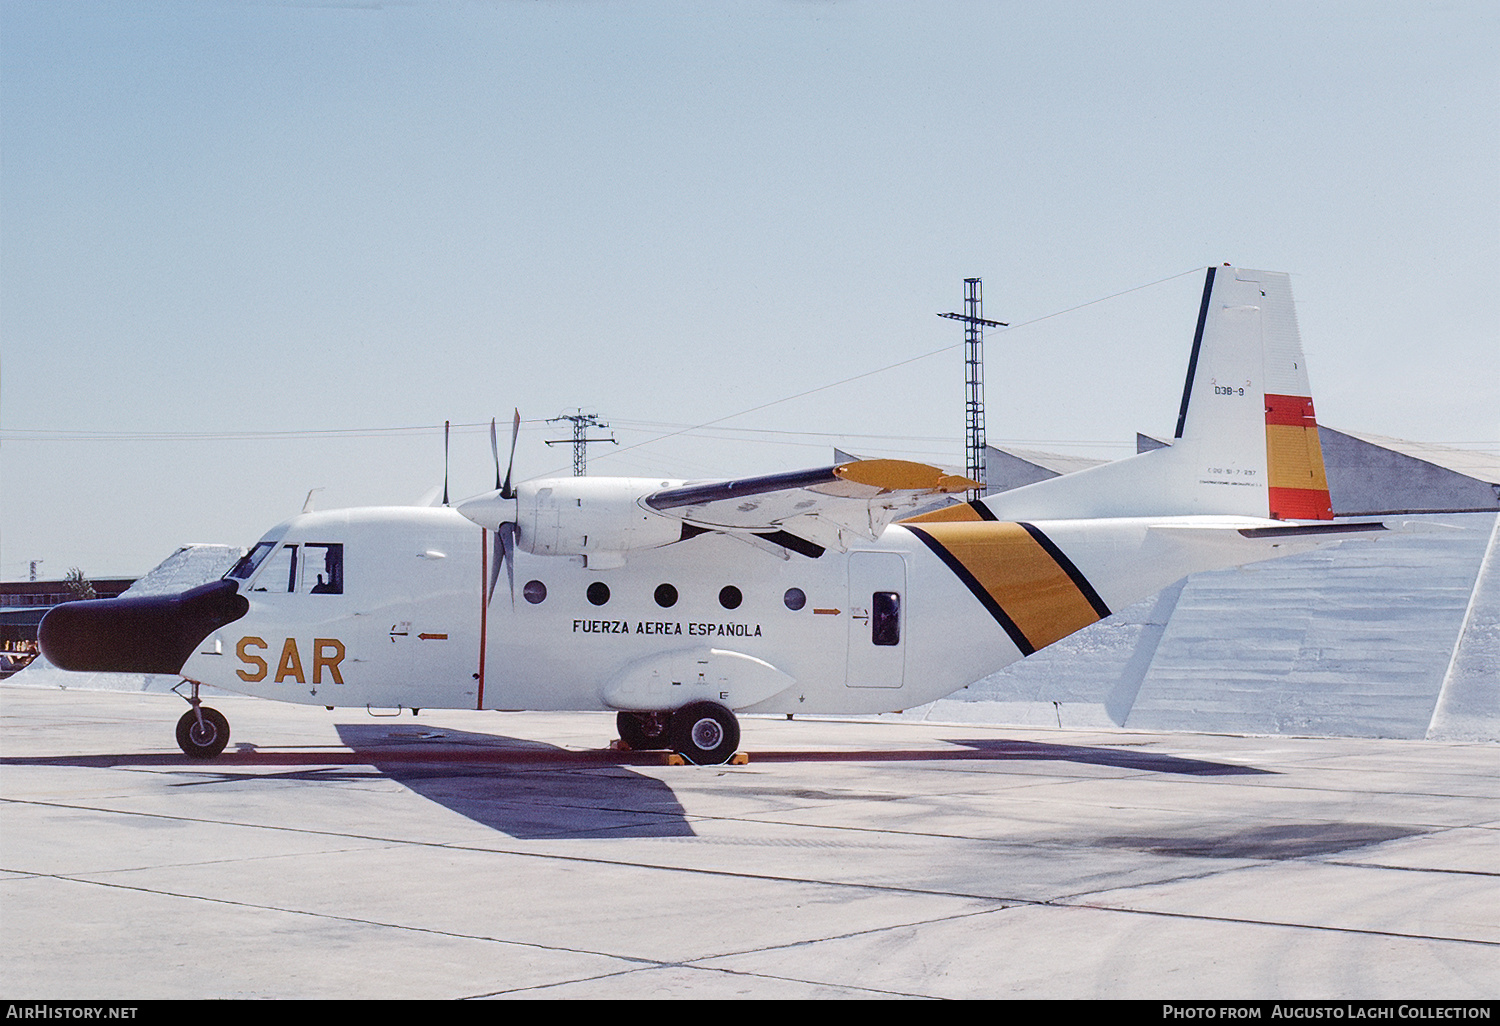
top-left (39, 266), bottom-right (1383, 764)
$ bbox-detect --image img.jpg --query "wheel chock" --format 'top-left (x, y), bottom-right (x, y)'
top-left (657, 751), bottom-right (747, 766)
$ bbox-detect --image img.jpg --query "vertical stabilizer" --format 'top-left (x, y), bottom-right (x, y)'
top-left (1176, 267), bottom-right (1332, 520)
top-left (967, 266), bottom-right (1333, 522)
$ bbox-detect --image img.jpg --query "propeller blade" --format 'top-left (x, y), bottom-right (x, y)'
top-left (490, 417), bottom-right (502, 491)
top-left (499, 520), bottom-right (516, 606)
top-left (495, 525), bottom-right (513, 606)
top-left (502, 408), bottom-right (520, 500)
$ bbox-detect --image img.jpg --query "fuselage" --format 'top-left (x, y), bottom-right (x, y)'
top-left (172, 502), bottom-right (1309, 716)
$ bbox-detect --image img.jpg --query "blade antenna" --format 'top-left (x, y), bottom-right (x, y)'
top-left (442, 420), bottom-right (451, 506)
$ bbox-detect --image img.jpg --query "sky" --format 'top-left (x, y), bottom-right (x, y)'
top-left (3, 0), bottom-right (1497, 579)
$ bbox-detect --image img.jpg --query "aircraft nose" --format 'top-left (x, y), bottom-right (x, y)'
top-left (39, 578), bottom-right (250, 675)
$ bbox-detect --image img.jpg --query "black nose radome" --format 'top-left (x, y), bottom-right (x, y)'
top-left (39, 578), bottom-right (250, 676)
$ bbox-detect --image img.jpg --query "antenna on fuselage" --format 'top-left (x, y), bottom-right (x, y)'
top-left (442, 420), bottom-right (451, 506)
top-left (939, 279), bottom-right (1007, 503)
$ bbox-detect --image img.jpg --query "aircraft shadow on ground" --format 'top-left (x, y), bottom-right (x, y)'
top-left (3, 730), bottom-right (1269, 840)
top-left (748, 737), bottom-right (1272, 776)
top-left (330, 723), bottom-right (698, 840)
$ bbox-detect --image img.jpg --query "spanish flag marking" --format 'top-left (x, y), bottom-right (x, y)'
top-left (1264, 393), bottom-right (1332, 520)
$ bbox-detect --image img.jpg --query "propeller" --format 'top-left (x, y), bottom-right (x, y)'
top-left (476, 410), bottom-right (522, 605)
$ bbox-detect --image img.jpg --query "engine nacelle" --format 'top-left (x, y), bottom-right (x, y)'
top-left (459, 477), bottom-right (688, 562)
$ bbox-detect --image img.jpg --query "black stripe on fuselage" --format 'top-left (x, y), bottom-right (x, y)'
top-left (1017, 521), bottom-right (1112, 619)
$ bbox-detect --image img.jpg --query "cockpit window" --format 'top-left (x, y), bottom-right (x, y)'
top-left (245, 542), bottom-right (344, 595)
top-left (252, 544), bottom-right (298, 593)
top-left (226, 542), bottom-right (277, 582)
top-left (302, 543), bottom-right (343, 595)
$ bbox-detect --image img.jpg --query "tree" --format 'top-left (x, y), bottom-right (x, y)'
top-left (63, 567), bottom-right (96, 602)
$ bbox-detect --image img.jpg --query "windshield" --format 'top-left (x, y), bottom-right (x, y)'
top-left (225, 541), bottom-right (276, 582)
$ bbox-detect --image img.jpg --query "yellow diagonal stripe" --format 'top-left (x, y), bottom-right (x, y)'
top-left (900, 502), bottom-right (987, 524)
top-left (917, 522), bottom-right (1103, 650)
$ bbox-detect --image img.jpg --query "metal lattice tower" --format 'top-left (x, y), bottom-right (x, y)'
top-left (939, 278), bottom-right (1006, 503)
top-left (545, 410), bottom-right (617, 476)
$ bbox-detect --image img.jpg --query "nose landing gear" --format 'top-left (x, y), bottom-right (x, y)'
top-left (175, 681), bottom-right (230, 759)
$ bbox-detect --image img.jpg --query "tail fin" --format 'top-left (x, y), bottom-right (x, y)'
top-left (955, 265), bottom-right (1333, 523)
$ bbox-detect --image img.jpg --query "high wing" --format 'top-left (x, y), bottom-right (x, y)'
top-left (643, 459), bottom-right (979, 556)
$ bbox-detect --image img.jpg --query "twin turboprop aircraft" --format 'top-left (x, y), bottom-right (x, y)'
top-left (40, 266), bottom-right (1384, 764)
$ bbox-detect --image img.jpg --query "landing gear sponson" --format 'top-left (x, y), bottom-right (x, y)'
top-left (619, 702), bottom-right (741, 765)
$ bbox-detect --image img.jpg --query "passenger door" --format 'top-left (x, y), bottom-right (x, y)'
top-left (846, 551), bottom-right (906, 689)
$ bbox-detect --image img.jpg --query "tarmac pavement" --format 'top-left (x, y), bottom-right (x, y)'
top-left (1, 687), bottom-right (1496, 999)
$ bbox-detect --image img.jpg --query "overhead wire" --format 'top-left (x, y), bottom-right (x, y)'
top-left (589, 266), bottom-right (1210, 465)
top-left (7, 267), bottom-right (1495, 456)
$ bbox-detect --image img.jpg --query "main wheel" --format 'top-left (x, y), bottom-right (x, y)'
top-left (176, 706), bottom-right (230, 759)
top-left (670, 702), bottom-right (740, 765)
top-left (617, 710), bottom-right (671, 751)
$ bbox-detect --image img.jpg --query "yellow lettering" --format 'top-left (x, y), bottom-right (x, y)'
top-left (313, 638), bottom-right (345, 685)
top-left (236, 636), bottom-right (268, 682)
top-left (275, 637), bottom-right (305, 684)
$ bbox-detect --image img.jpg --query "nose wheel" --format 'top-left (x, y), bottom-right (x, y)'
top-left (174, 681), bottom-right (230, 759)
top-left (176, 706), bottom-right (229, 759)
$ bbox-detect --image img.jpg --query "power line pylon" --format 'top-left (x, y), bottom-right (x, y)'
top-left (939, 278), bottom-right (1007, 504)
top-left (545, 410), bottom-right (617, 476)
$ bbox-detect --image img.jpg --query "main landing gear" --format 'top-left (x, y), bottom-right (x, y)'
top-left (616, 710), bottom-right (670, 752)
top-left (175, 681), bottom-right (229, 759)
top-left (617, 702), bottom-right (741, 765)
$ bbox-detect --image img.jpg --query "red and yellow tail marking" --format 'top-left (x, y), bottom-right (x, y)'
top-left (906, 521), bottom-right (1111, 656)
top-left (1265, 393), bottom-right (1332, 520)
